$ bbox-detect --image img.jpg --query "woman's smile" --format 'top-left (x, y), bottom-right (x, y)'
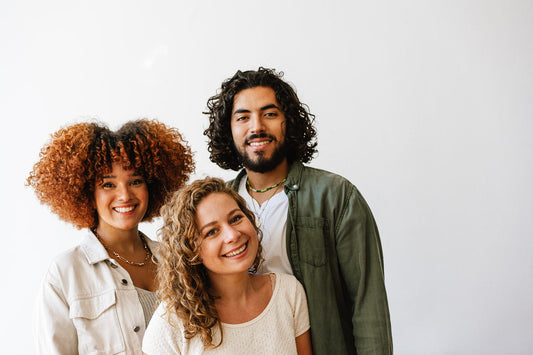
top-left (223, 242), bottom-right (248, 258)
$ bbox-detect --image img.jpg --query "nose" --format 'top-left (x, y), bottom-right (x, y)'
top-left (222, 224), bottom-right (240, 244)
top-left (249, 114), bottom-right (265, 134)
top-left (117, 184), bottom-right (133, 201)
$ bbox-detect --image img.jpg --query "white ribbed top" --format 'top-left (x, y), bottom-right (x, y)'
top-left (136, 287), bottom-right (159, 326)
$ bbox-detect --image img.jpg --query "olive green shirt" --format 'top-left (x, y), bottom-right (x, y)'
top-left (229, 162), bottom-right (393, 355)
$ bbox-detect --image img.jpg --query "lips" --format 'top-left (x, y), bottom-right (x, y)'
top-left (223, 242), bottom-right (248, 257)
top-left (246, 133), bottom-right (276, 147)
top-left (249, 140), bottom-right (270, 146)
top-left (113, 205), bottom-right (136, 213)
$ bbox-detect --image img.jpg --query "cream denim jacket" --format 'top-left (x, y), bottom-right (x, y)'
top-left (33, 233), bottom-right (160, 354)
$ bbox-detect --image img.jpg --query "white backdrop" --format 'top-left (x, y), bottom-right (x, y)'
top-left (2, 1), bottom-right (532, 354)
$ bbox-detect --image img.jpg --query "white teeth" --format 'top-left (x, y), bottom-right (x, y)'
top-left (224, 243), bottom-right (247, 257)
top-left (249, 141), bottom-right (269, 146)
top-left (114, 206), bottom-right (135, 213)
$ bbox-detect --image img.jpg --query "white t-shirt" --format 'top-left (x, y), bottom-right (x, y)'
top-left (142, 273), bottom-right (310, 355)
top-left (238, 178), bottom-right (292, 274)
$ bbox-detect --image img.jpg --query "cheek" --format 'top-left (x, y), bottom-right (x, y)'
top-left (135, 186), bottom-right (149, 211)
top-left (249, 229), bottom-right (260, 251)
top-left (278, 120), bottom-right (286, 137)
top-left (93, 192), bottom-right (104, 212)
top-left (198, 241), bottom-right (209, 262)
top-left (231, 125), bottom-right (245, 142)
top-left (141, 188), bottom-right (149, 205)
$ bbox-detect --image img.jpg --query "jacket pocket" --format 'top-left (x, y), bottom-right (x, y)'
top-left (69, 290), bottom-right (125, 354)
top-left (294, 217), bottom-right (329, 266)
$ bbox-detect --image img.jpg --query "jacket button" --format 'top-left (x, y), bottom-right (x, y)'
top-left (110, 263), bottom-right (118, 269)
top-left (121, 279), bottom-right (128, 285)
top-left (133, 326), bottom-right (140, 332)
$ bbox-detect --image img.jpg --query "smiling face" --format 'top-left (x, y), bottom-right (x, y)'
top-left (230, 86), bottom-right (287, 173)
top-left (93, 163), bottom-right (149, 235)
top-left (196, 192), bottom-right (259, 277)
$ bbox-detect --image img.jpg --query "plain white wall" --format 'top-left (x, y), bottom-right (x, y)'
top-left (2, 1), bottom-right (532, 354)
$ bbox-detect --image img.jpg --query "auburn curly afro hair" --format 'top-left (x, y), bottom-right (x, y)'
top-left (27, 119), bottom-right (194, 230)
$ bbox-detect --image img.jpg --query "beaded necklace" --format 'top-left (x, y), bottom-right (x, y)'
top-left (246, 177), bottom-right (287, 193)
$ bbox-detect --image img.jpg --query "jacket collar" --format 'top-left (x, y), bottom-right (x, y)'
top-left (80, 232), bottom-right (110, 265)
top-left (80, 231), bottom-right (160, 265)
top-left (284, 161), bottom-right (303, 193)
top-left (232, 161), bottom-right (305, 193)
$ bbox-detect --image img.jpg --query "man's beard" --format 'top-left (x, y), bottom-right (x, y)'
top-left (237, 137), bottom-right (287, 174)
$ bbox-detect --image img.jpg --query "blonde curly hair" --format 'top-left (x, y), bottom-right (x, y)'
top-left (157, 177), bottom-right (263, 347)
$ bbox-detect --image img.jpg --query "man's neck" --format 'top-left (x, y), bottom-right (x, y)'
top-left (245, 159), bottom-right (289, 192)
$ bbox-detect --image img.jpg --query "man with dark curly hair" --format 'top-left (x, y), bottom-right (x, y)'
top-left (204, 67), bottom-right (393, 355)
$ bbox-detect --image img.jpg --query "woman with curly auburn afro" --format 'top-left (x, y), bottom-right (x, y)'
top-left (27, 119), bottom-right (194, 355)
top-left (204, 67), bottom-right (318, 171)
top-left (142, 177), bottom-right (312, 355)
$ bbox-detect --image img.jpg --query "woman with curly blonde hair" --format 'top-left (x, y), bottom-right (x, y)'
top-left (142, 177), bottom-right (312, 355)
top-left (27, 119), bottom-right (194, 354)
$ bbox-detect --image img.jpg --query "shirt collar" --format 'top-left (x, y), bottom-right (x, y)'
top-left (234, 161), bottom-right (304, 193)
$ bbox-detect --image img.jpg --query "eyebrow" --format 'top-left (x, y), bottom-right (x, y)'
top-left (233, 104), bottom-right (280, 115)
top-left (101, 173), bottom-right (142, 179)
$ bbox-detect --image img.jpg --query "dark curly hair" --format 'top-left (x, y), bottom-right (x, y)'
top-left (157, 177), bottom-right (262, 347)
top-left (204, 67), bottom-right (318, 171)
top-left (26, 119), bottom-right (195, 230)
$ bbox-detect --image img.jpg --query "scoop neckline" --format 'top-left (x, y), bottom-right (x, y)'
top-left (221, 273), bottom-right (278, 328)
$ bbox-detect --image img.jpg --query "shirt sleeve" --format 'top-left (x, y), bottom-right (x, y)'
top-left (336, 186), bottom-right (393, 354)
top-left (289, 275), bottom-right (311, 337)
top-left (142, 303), bottom-right (184, 355)
top-left (33, 266), bottom-right (78, 354)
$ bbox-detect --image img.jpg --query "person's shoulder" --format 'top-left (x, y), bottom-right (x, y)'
top-left (42, 243), bottom-right (90, 285)
top-left (143, 301), bottom-right (193, 354)
top-left (273, 272), bottom-right (305, 293)
top-left (226, 169), bottom-right (247, 190)
top-left (303, 164), bottom-right (351, 181)
top-left (50, 243), bottom-right (87, 267)
top-left (273, 272), bottom-right (298, 283)
top-left (150, 301), bottom-right (181, 327)
top-left (297, 164), bottom-right (356, 191)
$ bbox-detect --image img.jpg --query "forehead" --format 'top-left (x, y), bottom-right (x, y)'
top-left (101, 162), bottom-right (137, 177)
top-left (232, 86), bottom-right (280, 113)
top-left (196, 192), bottom-right (239, 224)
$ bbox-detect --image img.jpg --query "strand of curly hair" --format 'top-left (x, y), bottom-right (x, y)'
top-left (157, 177), bottom-right (262, 348)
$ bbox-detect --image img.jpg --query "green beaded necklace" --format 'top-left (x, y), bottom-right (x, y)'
top-left (246, 177), bottom-right (287, 193)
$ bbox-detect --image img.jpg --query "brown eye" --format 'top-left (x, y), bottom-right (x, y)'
top-left (131, 179), bottom-right (145, 186)
top-left (205, 229), bottom-right (217, 238)
top-left (230, 215), bottom-right (243, 224)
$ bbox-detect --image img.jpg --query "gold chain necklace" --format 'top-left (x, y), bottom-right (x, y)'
top-left (93, 229), bottom-right (152, 267)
